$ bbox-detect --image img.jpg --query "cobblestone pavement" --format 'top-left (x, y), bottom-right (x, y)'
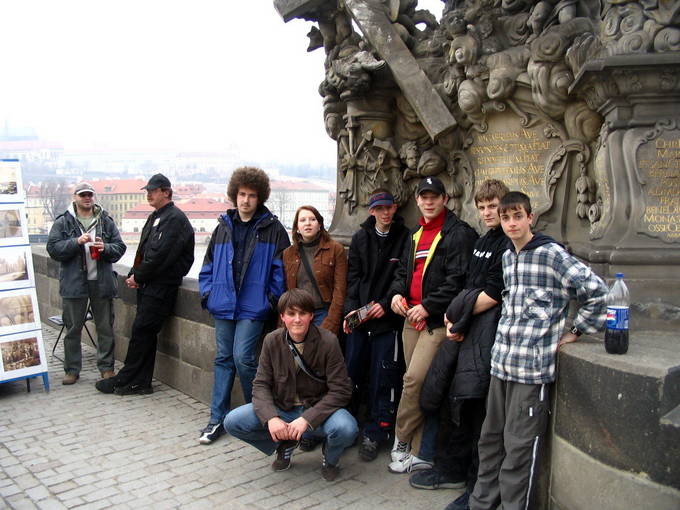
top-left (1, 325), bottom-right (462, 510)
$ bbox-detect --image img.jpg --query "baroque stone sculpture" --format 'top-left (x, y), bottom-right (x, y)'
top-left (274, 0), bottom-right (680, 266)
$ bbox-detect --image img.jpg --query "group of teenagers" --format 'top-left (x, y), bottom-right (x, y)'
top-left (197, 167), bottom-right (609, 510)
top-left (45, 167), bottom-right (608, 510)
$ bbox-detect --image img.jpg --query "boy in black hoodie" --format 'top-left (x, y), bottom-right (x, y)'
top-left (343, 189), bottom-right (410, 461)
top-left (410, 180), bottom-right (510, 509)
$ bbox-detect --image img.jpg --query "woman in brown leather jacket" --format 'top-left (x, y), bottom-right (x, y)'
top-left (282, 205), bottom-right (347, 336)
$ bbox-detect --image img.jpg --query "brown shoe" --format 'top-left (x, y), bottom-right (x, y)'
top-left (62, 373), bottom-right (79, 385)
top-left (321, 440), bottom-right (340, 481)
top-left (100, 370), bottom-right (115, 379)
top-left (271, 440), bottom-right (298, 472)
top-left (321, 463), bottom-right (340, 482)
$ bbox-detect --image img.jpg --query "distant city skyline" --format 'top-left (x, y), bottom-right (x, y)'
top-left (0, 1), bottom-right (443, 170)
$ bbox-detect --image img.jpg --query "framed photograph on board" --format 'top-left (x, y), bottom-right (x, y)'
top-left (0, 330), bottom-right (47, 382)
top-left (0, 288), bottom-right (40, 336)
top-left (0, 160), bottom-right (23, 202)
top-left (0, 246), bottom-right (35, 291)
top-left (0, 205), bottom-right (29, 247)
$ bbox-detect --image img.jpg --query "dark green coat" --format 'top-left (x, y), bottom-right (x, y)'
top-left (47, 204), bottom-right (126, 299)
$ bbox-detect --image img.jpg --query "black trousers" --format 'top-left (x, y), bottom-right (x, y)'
top-left (116, 284), bottom-right (178, 388)
top-left (345, 329), bottom-right (403, 442)
top-left (436, 397), bottom-right (487, 492)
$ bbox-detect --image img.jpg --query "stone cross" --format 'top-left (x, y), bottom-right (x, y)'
top-left (273, 0), bottom-right (458, 141)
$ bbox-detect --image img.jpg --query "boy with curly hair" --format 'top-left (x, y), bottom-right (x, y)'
top-left (198, 167), bottom-right (290, 444)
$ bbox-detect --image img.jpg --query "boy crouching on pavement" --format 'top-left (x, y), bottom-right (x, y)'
top-left (224, 288), bottom-right (357, 481)
top-left (468, 191), bottom-right (608, 510)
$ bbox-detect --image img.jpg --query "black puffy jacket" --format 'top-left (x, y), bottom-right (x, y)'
top-left (388, 209), bottom-right (477, 330)
top-left (420, 289), bottom-right (501, 418)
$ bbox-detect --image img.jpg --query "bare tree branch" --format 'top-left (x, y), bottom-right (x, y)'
top-left (39, 180), bottom-right (71, 222)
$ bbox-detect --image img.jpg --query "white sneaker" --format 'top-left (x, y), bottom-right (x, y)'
top-left (388, 453), bottom-right (433, 474)
top-left (391, 437), bottom-right (410, 462)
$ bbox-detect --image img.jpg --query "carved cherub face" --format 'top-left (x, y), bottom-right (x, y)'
top-left (405, 147), bottom-right (418, 169)
top-left (450, 35), bottom-right (478, 66)
top-left (529, 2), bottom-right (550, 33)
top-left (418, 150), bottom-right (445, 177)
top-left (324, 113), bottom-right (342, 140)
top-left (455, 47), bottom-right (467, 64)
top-left (400, 142), bottom-right (419, 170)
top-left (487, 68), bottom-right (516, 100)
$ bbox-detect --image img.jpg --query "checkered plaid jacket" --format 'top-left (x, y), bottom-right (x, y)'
top-left (491, 233), bottom-right (608, 384)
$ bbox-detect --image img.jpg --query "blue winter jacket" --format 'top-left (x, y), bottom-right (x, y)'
top-left (199, 207), bottom-right (290, 320)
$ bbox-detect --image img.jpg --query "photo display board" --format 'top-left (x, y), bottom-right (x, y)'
top-left (0, 159), bottom-right (48, 389)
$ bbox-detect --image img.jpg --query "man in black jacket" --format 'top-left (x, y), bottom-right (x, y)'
top-left (387, 177), bottom-right (478, 473)
top-left (47, 182), bottom-right (126, 385)
top-left (96, 174), bottom-right (194, 396)
top-left (343, 189), bottom-right (410, 461)
top-left (411, 179), bottom-right (509, 510)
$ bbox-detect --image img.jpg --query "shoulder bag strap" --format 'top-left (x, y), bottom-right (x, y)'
top-left (298, 243), bottom-right (325, 304)
top-left (285, 331), bottom-right (326, 383)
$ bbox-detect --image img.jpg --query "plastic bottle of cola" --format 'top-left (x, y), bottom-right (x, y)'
top-left (605, 273), bottom-right (629, 354)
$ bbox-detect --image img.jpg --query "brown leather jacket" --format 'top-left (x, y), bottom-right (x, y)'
top-left (252, 325), bottom-right (352, 429)
top-left (282, 237), bottom-right (348, 334)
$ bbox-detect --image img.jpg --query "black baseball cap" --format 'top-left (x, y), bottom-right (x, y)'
top-left (141, 173), bottom-right (171, 191)
top-left (416, 176), bottom-right (446, 196)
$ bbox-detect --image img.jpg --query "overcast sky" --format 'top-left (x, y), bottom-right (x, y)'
top-left (0, 1), bottom-right (443, 168)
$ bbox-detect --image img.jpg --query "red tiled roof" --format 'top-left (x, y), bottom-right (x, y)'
top-left (24, 183), bottom-right (75, 196)
top-left (176, 198), bottom-right (227, 212)
top-left (123, 198), bottom-right (227, 218)
top-left (91, 179), bottom-right (147, 195)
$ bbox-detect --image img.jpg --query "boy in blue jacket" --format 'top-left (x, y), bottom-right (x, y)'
top-left (198, 167), bottom-right (290, 444)
top-left (467, 191), bottom-right (607, 510)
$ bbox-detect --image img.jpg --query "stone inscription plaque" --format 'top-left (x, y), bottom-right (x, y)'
top-left (637, 130), bottom-right (680, 243)
top-left (468, 111), bottom-right (561, 214)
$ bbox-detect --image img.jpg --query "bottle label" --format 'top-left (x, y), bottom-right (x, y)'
top-left (606, 306), bottom-right (629, 330)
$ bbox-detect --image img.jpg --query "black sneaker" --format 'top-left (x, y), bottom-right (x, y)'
top-left (358, 434), bottom-right (379, 462)
top-left (114, 384), bottom-right (153, 396)
top-left (95, 377), bottom-right (117, 394)
top-left (299, 436), bottom-right (322, 452)
top-left (409, 468), bottom-right (466, 490)
top-left (444, 490), bottom-right (471, 510)
top-left (199, 422), bottom-right (225, 445)
top-left (272, 440), bottom-right (298, 471)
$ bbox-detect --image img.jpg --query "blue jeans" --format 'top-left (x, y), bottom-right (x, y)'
top-left (419, 412), bottom-right (439, 462)
top-left (313, 307), bottom-right (328, 326)
top-left (224, 403), bottom-right (358, 466)
top-left (209, 319), bottom-right (264, 424)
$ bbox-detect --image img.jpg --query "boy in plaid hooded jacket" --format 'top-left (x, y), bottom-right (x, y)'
top-left (468, 192), bottom-right (607, 510)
